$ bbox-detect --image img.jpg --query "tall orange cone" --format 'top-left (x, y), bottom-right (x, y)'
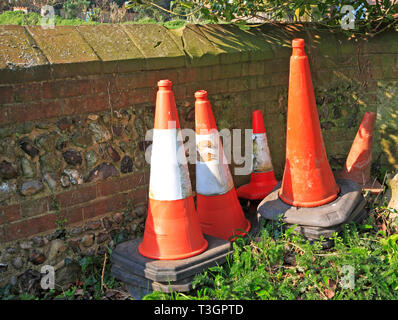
top-left (279, 38), bottom-right (340, 207)
top-left (339, 112), bottom-right (383, 193)
top-left (258, 39), bottom-right (367, 241)
top-left (237, 110), bottom-right (278, 200)
top-left (138, 80), bottom-right (208, 260)
top-left (195, 90), bottom-right (251, 241)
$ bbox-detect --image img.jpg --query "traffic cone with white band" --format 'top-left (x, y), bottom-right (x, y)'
top-left (138, 80), bottom-right (208, 260)
top-left (237, 110), bottom-right (278, 200)
top-left (195, 90), bottom-right (251, 241)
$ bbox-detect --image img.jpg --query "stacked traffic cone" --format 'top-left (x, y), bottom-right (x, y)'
top-left (258, 39), bottom-right (367, 241)
top-left (338, 112), bottom-right (383, 194)
top-left (138, 80), bottom-right (208, 260)
top-left (279, 38), bottom-right (340, 207)
top-left (237, 110), bottom-right (278, 200)
top-left (195, 90), bottom-right (251, 241)
top-left (111, 80), bottom-right (232, 297)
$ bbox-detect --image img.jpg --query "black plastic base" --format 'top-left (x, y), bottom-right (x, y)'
top-left (257, 179), bottom-right (368, 240)
top-left (110, 234), bottom-right (231, 298)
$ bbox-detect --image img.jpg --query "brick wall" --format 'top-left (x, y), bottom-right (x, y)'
top-left (0, 22), bottom-right (397, 287)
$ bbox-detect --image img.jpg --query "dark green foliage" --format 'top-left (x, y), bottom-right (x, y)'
top-left (143, 204), bottom-right (398, 300)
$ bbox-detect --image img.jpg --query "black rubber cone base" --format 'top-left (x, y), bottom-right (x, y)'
top-left (111, 234), bottom-right (231, 299)
top-left (257, 178), bottom-right (368, 241)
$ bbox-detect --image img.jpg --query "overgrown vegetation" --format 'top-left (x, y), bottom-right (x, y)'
top-left (0, 10), bottom-right (188, 28)
top-left (1, 185), bottom-right (397, 300)
top-left (1, 0), bottom-right (397, 35)
top-left (0, 10), bottom-right (98, 25)
top-left (143, 202), bottom-right (398, 300)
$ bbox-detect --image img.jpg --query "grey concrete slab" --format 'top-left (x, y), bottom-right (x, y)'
top-left (257, 179), bottom-right (364, 228)
top-left (111, 263), bottom-right (195, 296)
top-left (111, 234), bottom-right (231, 283)
top-left (257, 178), bottom-right (368, 241)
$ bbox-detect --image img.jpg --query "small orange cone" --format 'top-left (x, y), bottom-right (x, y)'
top-left (279, 38), bottom-right (340, 208)
top-left (237, 110), bottom-right (278, 200)
top-left (339, 112), bottom-right (383, 193)
top-left (195, 90), bottom-right (251, 241)
top-left (138, 80), bottom-right (208, 260)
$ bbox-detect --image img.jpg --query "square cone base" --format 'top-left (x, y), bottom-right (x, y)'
top-left (111, 234), bottom-right (231, 299)
top-left (257, 179), bottom-right (368, 241)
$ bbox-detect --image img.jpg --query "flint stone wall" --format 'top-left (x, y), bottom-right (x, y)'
top-left (0, 23), bottom-right (397, 287)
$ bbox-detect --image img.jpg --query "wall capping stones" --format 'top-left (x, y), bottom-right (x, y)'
top-left (3, 23), bottom-right (396, 85)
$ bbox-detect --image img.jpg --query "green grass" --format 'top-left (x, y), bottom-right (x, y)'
top-left (143, 205), bottom-right (398, 300)
top-left (1, 201), bottom-right (397, 300)
top-left (0, 11), bottom-right (98, 26)
top-left (0, 11), bottom-right (187, 29)
top-left (1, 176), bottom-right (397, 301)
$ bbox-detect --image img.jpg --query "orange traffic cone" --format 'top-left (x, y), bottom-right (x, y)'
top-left (237, 110), bottom-right (278, 200)
top-left (339, 112), bottom-right (383, 193)
top-left (195, 90), bottom-right (251, 241)
top-left (279, 38), bottom-right (340, 207)
top-left (138, 80), bottom-right (208, 260)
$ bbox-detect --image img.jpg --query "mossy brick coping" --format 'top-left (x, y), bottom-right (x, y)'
top-left (1, 23), bottom-right (396, 84)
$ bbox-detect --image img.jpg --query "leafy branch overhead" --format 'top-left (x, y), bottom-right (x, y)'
top-left (131, 0), bottom-right (398, 35)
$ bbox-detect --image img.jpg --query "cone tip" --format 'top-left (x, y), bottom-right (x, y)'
top-left (252, 110), bottom-right (266, 134)
top-left (158, 79), bottom-right (173, 88)
top-left (292, 38), bottom-right (305, 48)
top-left (253, 110), bottom-right (263, 117)
top-left (195, 90), bottom-right (208, 99)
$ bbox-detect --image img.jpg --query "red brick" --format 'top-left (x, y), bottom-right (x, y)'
top-left (21, 197), bottom-right (49, 218)
top-left (115, 73), bottom-right (149, 91)
top-left (83, 193), bottom-right (128, 220)
top-left (0, 106), bottom-right (7, 125)
top-left (4, 214), bottom-right (58, 241)
top-left (13, 82), bottom-right (43, 103)
top-left (42, 79), bottom-right (92, 100)
top-left (56, 185), bottom-right (97, 209)
top-left (129, 187), bottom-right (147, 205)
top-left (177, 68), bottom-right (194, 84)
top-left (96, 179), bottom-right (120, 198)
top-left (118, 172), bottom-right (148, 193)
top-left (62, 96), bottom-right (89, 116)
top-left (8, 100), bottom-right (62, 124)
top-left (84, 94), bottom-right (109, 113)
top-left (129, 87), bottom-right (155, 105)
top-left (0, 204), bottom-right (21, 225)
top-left (132, 172), bottom-right (148, 187)
top-left (91, 77), bottom-right (110, 94)
top-left (82, 198), bottom-right (107, 220)
top-left (64, 207), bottom-right (84, 225)
top-left (105, 193), bottom-right (128, 212)
top-left (0, 85), bottom-right (14, 104)
top-left (110, 90), bottom-right (130, 109)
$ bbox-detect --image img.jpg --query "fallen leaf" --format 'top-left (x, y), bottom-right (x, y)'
top-left (324, 288), bottom-right (335, 299)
